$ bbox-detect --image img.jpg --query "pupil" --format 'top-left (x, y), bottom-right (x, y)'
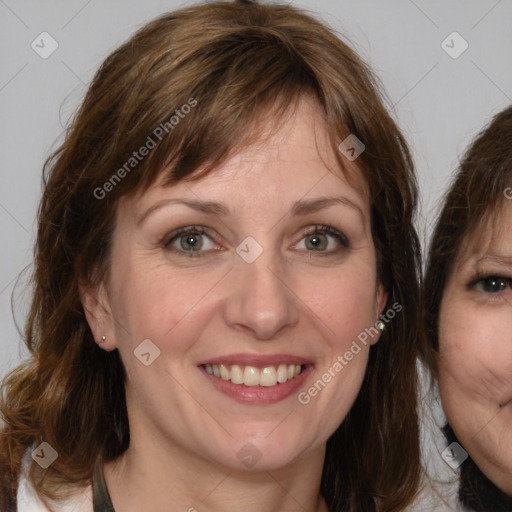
top-left (485, 277), bottom-right (507, 292)
top-left (183, 234), bottom-right (201, 250)
top-left (308, 233), bottom-right (326, 250)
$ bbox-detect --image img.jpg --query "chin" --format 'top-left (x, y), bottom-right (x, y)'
top-left (209, 433), bottom-right (318, 472)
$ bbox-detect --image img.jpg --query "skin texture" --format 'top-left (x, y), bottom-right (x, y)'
top-left (81, 96), bottom-right (387, 512)
top-left (438, 203), bottom-right (512, 497)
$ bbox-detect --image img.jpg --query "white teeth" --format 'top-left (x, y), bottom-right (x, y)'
top-left (277, 364), bottom-right (288, 383)
top-left (244, 366), bottom-right (260, 387)
top-left (260, 367), bottom-right (277, 387)
top-left (219, 364), bottom-right (229, 381)
top-left (231, 365), bottom-right (244, 384)
top-left (204, 363), bottom-right (304, 387)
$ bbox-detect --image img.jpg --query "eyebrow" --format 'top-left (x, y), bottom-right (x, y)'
top-left (137, 196), bottom-right (365, 226)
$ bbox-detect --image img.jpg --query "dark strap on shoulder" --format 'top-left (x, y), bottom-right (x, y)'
top-left (92, 462), bottom-right (115, 512)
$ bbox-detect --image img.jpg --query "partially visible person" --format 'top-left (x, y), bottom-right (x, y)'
top-left (424, 105), bottom-right (512, 511)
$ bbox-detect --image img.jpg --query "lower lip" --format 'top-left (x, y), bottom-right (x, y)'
top-left (199, 365), bottom-right (314, 405)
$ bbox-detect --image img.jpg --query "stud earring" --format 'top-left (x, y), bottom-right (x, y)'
top-left (376, 320), bottom-right (386, 332)
top-left (98, 335), bottom-right (106, 344)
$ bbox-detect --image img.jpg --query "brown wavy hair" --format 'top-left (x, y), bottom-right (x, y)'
top-left (423, 105), bottom-right (512, 510)
top-left (0, 1), bottom-right (423, 510)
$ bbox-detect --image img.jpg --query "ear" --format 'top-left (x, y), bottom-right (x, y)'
top-left (376, 282), bottom-right (388, 316)
top-left (79, 278), bottom-right (117, 352)
top-left (370, 282), bottom-right (388, 346)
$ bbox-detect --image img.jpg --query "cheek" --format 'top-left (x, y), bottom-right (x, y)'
top-left (439, 302), bottom-right (512, 405)
top-left (109, 256), bottom-right (224, 347)
top-left (298, 267), bottom-right (378, 397)
top-left (297, 266), bottom-right (379, 343)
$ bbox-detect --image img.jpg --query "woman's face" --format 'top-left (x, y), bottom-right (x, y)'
top-left (438, 204), bottom-right (512, 495)
top-left (85, 97), bottom-right (386, 472)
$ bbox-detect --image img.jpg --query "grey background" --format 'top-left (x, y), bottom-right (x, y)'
top-left (1, 0), bottom-right (511, 386)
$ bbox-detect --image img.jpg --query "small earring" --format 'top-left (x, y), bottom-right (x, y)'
top-left (376, 320), bottom-right (386, 332)
top-left (98, 335), bottom-right (106, 344)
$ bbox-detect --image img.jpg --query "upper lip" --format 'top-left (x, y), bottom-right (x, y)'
top-left (198, 353), bottom-right (314, 368)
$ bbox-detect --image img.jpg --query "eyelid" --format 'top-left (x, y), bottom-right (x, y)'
top-left (468, 270), bottom-right (512, 286)
top-left (161, 225), bottom-right (221, 255)
top-left (293, 225), bottom-right (350, 251)
top-left (467, 272), bottom-right (512, 293)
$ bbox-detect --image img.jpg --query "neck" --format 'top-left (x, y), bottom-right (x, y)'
top-left (103, 423), bottom-right (329, 512)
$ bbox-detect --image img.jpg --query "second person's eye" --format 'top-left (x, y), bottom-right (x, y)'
top-left (472, 275), bottom-right (512, 294)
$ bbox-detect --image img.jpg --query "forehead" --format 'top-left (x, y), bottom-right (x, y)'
top-left (125, 96), bottom-right (369, 214)
top-left (455, 200), bottom-right (512, 268)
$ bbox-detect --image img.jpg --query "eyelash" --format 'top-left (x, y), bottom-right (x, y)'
top-left (468, 272), bottom-right (512, 294)
top-left (161, 224), bottom-right (349, 258)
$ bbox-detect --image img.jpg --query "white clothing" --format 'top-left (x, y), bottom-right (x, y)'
top-left (16, 448), bottom-right (93, 512)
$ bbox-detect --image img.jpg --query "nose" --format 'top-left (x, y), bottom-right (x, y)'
top-left (223, 245), bottom-right (300, 341)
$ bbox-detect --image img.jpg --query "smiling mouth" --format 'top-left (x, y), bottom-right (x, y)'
top-left (201, 363), bottom-right (307, 387)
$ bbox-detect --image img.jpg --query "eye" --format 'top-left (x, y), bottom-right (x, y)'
top-left (472, 275), bottom-right (512, 293)
top-left (161, 224), bottom-right (349, 258)
top-left (295, 225), bottom-right (349, 254)
top-left (162, 226), bottom-right (220, 257)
